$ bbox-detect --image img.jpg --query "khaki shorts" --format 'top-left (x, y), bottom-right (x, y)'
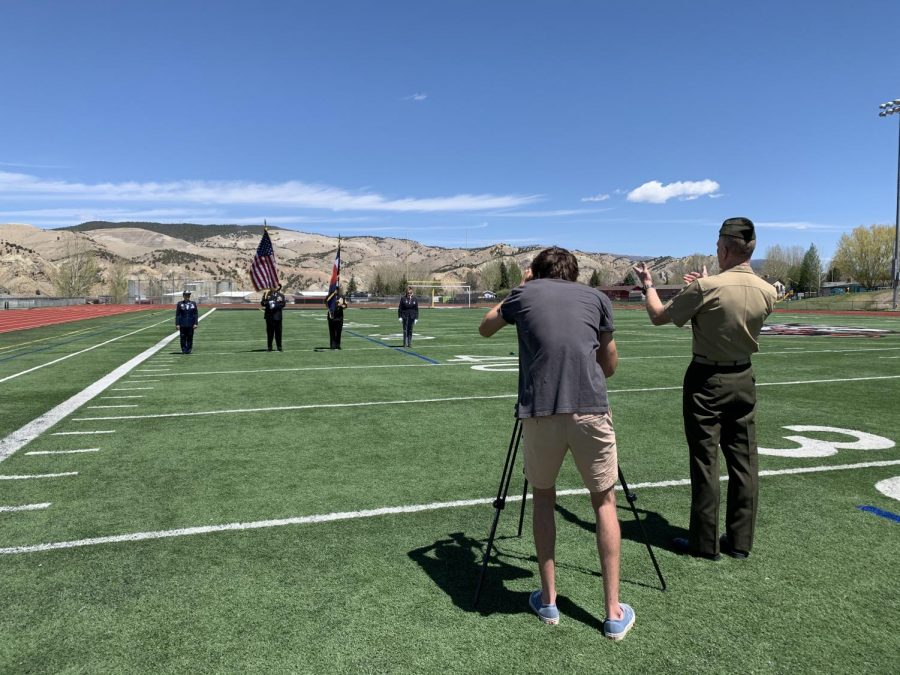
top-left (522, 411), bottom-right (618, 493)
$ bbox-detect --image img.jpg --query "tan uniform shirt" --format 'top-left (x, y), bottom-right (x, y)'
top-left (664, 263), bottom-right (776, 362)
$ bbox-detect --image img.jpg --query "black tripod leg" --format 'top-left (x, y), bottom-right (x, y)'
top-left (618, 465), bottom-right (667, 591)
top-left (473, 420), bottom-right (523, 607)
top-left (516, 478), bottom-right (528, 537)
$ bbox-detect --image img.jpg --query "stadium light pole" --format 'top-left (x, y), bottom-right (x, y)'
top-left (878, 98), bottom-right (900, 310)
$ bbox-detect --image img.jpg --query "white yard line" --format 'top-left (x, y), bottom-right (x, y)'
top-left (71, 372), bottom-right (900, 422)
top-left (0, 316), bottom-right (176, 385)
top-left (74, 393), bottom-right (517, 421)
top-left (110, 387), bottom-right (154, 391)
top-left (86, 405), bottom-right (139, 409)
top-left (0, 503), bottom-right (51, 513)
top-left (1, 459), bottom-right (897, 556)
top-left (120, 345), bottom-right (900, 379)
top-left (51, 430), bottom-right (115, 436)
top-left (0, 472), bottom-right (78, 480)
top-left (0, 309), bottom-right (216, 463)
top-left (25, 449), bottom-right (100, 455)
top-left (128, 362), bottom-right (440, 378)
top-left (99, 396), bottom-right (145, 399)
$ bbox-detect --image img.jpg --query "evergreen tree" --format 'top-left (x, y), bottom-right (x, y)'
top-left (623, 270), bottom-right (637, 286)
top-left (797, 244), bottom-right (823, 293)
top-left (507, 264), bottom-right (522, 287)
top-left (347, 275), bottom-right (358, 295)
top-left (589, 269), bottom-right (601, 287)
top-left (499, 261), bottom-right (510, 289)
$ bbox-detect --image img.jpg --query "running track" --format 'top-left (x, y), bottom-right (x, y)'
top-left (0, 305), bottom-right (158, 334)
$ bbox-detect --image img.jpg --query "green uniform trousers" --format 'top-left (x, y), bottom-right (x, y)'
top-left (682, 361), bottom-right (759, 556)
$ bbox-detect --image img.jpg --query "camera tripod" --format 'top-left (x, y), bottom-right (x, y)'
top-left (473, 418), bottom-right (667, 607)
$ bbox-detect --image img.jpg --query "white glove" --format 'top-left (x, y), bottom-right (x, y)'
top-left (414, 319), bottom-right (418, 324)
top-left (398, 317), bottom-right (402, 321)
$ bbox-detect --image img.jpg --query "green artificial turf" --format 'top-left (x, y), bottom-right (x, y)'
top-left (0, 306), bottom-right (898, 672)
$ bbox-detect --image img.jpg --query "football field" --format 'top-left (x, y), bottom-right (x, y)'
top-left (1, 306), bottom-right (898, 672)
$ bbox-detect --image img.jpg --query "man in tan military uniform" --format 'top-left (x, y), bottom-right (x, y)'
top-left (633, 217), bottom-right (776, 560)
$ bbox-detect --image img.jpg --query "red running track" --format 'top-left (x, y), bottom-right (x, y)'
top-left (0, 305), bottom-right (160, 334)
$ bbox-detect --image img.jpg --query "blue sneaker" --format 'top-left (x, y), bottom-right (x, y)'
top-left (528, 590), bottom-right (560, 625)
top-left (603, 603), bottom-right (635, 641)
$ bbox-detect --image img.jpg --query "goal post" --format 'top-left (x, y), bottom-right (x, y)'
top-left (407, 282), bottom-right (472, 308)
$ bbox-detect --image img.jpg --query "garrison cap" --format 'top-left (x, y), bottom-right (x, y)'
top-left (719, 217), bottom-right (755, 243)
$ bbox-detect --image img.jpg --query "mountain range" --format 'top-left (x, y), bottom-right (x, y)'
top-left (0, 221), bottom-right (718, 297)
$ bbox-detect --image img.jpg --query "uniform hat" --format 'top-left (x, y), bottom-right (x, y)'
top-left (719, 217), bottom-right (755, 243)
top-left (182, 290), bottom-right (191, 296)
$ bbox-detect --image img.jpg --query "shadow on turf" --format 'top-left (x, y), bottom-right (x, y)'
top-left (555, 503), bottom-right (687, 558)
top-left (407, 531), bottom-right (612, 631)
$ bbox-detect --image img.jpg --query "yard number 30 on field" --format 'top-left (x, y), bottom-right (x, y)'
top-left (761, 425), bottom-right (900, 503)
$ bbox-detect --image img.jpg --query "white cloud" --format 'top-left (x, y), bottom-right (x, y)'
top-left (491, 208), bottom-right (611, 218)
top-left (626, 179), bottom-right (720, 204)
top-left (0, 171), bottom-right (538, 213)
top-left (404, 93), bottom-right (428, 101)
top-left (581, 193), bottom-right (610, 202)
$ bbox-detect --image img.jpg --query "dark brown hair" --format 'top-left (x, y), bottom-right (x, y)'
top-left (530, 246), bottom-right (579, 282)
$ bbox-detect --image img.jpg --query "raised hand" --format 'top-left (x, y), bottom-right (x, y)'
top-left (683, 265), bottom-right (709, 285)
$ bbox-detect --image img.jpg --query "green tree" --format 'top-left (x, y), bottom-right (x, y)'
top-left (623, 270), bottom-right (637, 286)
top-left (833, 225), bottom-right (894, 289)
top-left (796, 244), bottom-right (822, 293)
top-left (499, 261), bottom-right (510, 289)
top-left (589, 269), bottom-right (601, 287)
top-left (507, 263), bottom-right (522, 288)
top-left (346, 275), bottom-right (358, 295)
top-left (480, 260), bottom-right (501, 291)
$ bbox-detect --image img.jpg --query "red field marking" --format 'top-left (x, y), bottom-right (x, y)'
top-left (0, 305), bottom-right (159, 334)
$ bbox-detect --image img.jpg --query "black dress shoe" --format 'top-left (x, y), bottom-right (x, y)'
top-left (720, 535), bottom-right (750, 559)
top-left (672, 537), bottom-right (721, 561)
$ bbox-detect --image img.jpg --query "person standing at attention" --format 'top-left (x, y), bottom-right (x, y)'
top-left (632, 217), bottom-right (776, 560)
top-left (398, 286), bottom-right (419, 348)
top-left (328, 295), bottom-right (347, 349)
top-left (479, 246), bottom-right (634, 640)
top-left (262, 283), bottom-right (287, 352)
top-left (175, 290), bottom-right (198, 355)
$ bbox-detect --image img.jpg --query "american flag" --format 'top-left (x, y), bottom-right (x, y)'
top-left (326, 238), bottom-right (341, 314)
top-left (250, 228), bottom-right (280, 291)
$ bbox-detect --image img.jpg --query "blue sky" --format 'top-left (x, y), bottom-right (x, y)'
top-left (1, 0), bottom-right (898, 260)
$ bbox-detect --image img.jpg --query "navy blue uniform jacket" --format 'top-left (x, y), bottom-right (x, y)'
top-left (398, 296), bottom-right (419, 320)
top-left (175, 300), bottom-right (198, 327)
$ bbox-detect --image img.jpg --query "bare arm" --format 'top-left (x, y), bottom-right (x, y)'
top-left (596, 332), bottom-right (618, 377)
top-left (479, 302), bottom-right (508, 337)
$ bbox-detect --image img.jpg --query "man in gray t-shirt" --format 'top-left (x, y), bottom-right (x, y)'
top-left (479, 246), bottom-right (634, 640)
top-left (500, 277), bottom-right (615, 418)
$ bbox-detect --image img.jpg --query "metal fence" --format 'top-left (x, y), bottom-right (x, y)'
top-left (1, 296), bottom-right (88, 310)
